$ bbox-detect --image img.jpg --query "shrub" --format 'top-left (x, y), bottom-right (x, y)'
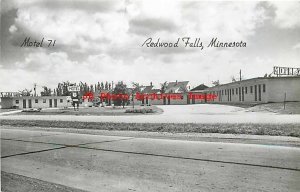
top-left (125, 108), bottom-right (154, 113)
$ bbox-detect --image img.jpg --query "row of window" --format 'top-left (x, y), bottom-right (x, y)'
top-left (15, 99), bottom-right (64, 104)
top-left (218, 84), bottom-right (266, 96)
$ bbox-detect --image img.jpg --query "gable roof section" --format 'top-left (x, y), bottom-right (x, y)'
top-left (165, 81), bottom-right (189, 93)
top-left (140, 85), bottom-right (154, 93)
top-left (190, 84), bottom-right (209, 91)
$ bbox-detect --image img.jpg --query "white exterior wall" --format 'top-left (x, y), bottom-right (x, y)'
top-left (266, 78), bottom-right (300, 102)
top-left (131, 94), bottom-right (189, 105)
top-left (0, 97), bottom-right (14, 109)
top-left (205, 79), bottom-right (269, 104)
top-left (11, 96), bottom-right (69, 109)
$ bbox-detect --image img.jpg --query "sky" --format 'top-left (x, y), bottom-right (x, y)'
top-left (1, 0), bottom-right (300, 93)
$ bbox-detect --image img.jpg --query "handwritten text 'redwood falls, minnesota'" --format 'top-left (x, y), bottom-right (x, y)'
top-left (142, 37), bottom-right (246, 50)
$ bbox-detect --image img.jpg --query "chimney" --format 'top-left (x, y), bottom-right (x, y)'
top-left (150, 82), bottom-right (153, 86)
top-left (176, 80), bottom-right (178, 84)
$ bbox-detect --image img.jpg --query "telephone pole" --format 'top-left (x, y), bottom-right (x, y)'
top-left (239, 70), bottom-right (242, 81)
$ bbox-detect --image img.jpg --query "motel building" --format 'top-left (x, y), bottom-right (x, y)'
top-left (0, 94), bottom-right (70, 109)
top-left (198, 76), bottom-right (300, 104)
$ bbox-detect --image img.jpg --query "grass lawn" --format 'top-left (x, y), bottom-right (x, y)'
top-left (14, 105), bottom-right (163, 116)
top-left (1, 120), bottom-right (299, 137)
top-left (0, 109), bottom-right (20, 113)
top-left (247, 102), bottom-right (300, 114)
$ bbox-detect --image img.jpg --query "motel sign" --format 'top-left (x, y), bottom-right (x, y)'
top-left (273, 66), bottom-right (300, 76)
top-left (67, 86), bottom-right (80, 92)
top-left (67, 85), bottom-right (80, 110)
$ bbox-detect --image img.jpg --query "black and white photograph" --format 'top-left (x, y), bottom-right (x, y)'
top-left (1, 0), bottom-right (300, 191)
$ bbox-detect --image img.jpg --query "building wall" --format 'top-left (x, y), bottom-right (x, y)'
top-left (131, 94), bottom-right (189, 105)
top-left (0, 97), bottom-right (14, 109)
top-left (267, 78), bottom-right (300, 102)
top-left (7, 96), bottom-right (69, 109)
top-left (204, 78), bottom-right (269, 104)
top-left (203, 77), bottom-right (300, 104)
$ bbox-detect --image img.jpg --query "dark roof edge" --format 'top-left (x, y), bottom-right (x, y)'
top-left (208, 76), bottom-right (300, 88)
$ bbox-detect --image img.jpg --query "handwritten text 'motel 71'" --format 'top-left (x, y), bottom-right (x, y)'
top-left (21, 37), bottom-right (56, 47)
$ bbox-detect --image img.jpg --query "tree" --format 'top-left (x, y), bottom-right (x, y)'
top-left (41, 86), bottom-right (52, 96)
top-left (212, 80), bottom-right (220, 86)
top-left (84, 83), bottom-right (88, 93)
top-left (105, 81), bottom-right (108, 90)
top-left (56, 81), bottom-right (71, 96)
top-left (113, 81), bottom-right (128, 108)
top-left (131, 82), bottom-right (142, 108)
top-left (132, 82), bottom-right (142, 93)
top-left (160, 81), bottom-right (168, 93)
top-left (19, 89), bottom-right (32, 96)
top-left (231, 76), bottom-right (236, 82)
top-left (97, 82), bottom-right (101, 91)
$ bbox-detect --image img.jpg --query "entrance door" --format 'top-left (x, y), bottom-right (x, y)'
top-left (163, 97), bottom-right (166, 105)
top-left (258, 85), bottom-right (261, 101)
top-left (54, 99), bottom-right (57, 107)
top-left (228, 90), bottom-right (230, 101)
top-left (49, 99), bottom-right (52, 107)
top-left (192, 95), bottom-right (195, 104)
top-left (242, 87), bottom-right (244, 101)
top-left (168, 97), bottom-right (170, 105)
top-left (254, 85), bottom-right (257, 101)
top-left (23, 99), bottom-right (26, 108)
top-left (28, 99), bottom-right (32, 108)
top-left (187, 95), bottom-right (190, 104)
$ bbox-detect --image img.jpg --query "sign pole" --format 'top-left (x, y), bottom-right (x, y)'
top-left (283, 92), bottom-right (286, 110)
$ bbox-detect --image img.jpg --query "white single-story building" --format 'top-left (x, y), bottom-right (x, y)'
top-left (200, 76), bottom-right (300, 104)
top-left (0, 96), bottom-right (70, 109)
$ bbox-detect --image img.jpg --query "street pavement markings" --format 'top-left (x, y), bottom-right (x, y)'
top-left (77, 145), bottom-right (300, 172)
top-left (1, 145), bottom-right (67, 159)
top-left (1, 135), bottom-right (135, 159)
top-left (1, 131), bottom-right (299, 172)
top-left (2, 129), bottom-right (300, 192)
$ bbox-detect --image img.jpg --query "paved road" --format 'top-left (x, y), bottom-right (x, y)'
top-left (1, 127), bottom-right (300, 192)
top-left (1, 104), bottom-right (300, 123)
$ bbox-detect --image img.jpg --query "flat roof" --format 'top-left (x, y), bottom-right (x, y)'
top-left (206, 76), bottom-right (300, 89)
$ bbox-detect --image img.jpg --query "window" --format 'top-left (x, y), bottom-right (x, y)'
top-left (16, 100), bottom-right (19, 104)
top-left (225, 90), bottom-right (227, 95)
top-left (250, 86), bottom-right (253, 93)
top-left (60, 99), bottom-right (63, 103)
top-left (263, 84), bottom-right (266, 92)
top-left (236, 88), bottom-right (238, 94)
top-left (43, 99), bottom-right (46, 103)
top-left (35, 99), bottom-right (38, 103)
top-left (245, 87), bottom-right (248, 94)
top-left (254, 85), bottom-right (257, 101)
top-left (222, 90), bottom-right (224, 95)
top-left (231, 89), bottom-right (234, 95)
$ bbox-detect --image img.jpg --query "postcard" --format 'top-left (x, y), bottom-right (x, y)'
top-left (1, 1), bottom-right (300, 191)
